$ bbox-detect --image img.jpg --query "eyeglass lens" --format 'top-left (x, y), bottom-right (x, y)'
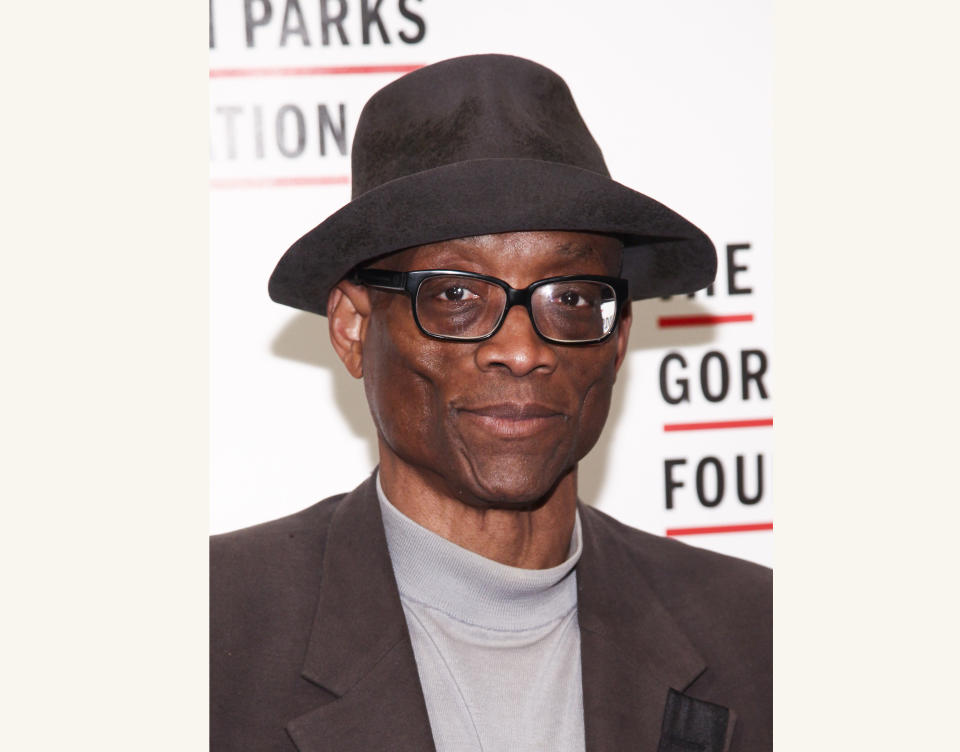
top-left (414, 275), bottom-right (618, 342)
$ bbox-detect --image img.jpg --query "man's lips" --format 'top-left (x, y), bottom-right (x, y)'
top-left (456, 403), bottom-right (567, 438)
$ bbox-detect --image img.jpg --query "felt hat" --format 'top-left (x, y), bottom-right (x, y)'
top-left (268, 54), bottom-right (716, 316)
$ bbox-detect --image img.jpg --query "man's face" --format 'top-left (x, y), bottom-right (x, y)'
top-left (355, 230), bottom-right (631, 509)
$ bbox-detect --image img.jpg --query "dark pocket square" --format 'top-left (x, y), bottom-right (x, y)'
top-left (657, 688), bottom-right (733, 752)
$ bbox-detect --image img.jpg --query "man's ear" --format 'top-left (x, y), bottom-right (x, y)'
top-left (614, 300), bottom-right (632, 374)
top-left (327, 280), bottom-right (372, 379)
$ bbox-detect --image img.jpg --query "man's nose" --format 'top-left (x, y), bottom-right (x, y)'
top-left (474, 304), bottom-right (559, 376)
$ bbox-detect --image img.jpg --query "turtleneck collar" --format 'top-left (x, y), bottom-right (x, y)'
top-left (376, 473), bottom-right (581, 631)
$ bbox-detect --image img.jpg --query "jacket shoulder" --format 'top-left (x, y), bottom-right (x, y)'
top-left (210, 494), bottom-right (346, 605)
top-left (211, 494), bottom-right (345, 555)
top-left (580, 505), bottom-right (771, 674)
top-left (581, 503), bottom-right (771, 607)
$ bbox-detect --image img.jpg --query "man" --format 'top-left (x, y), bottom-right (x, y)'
top-left (211, 54), bottom-right (771, 752)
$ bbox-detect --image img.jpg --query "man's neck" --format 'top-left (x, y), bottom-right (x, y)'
top-left (377, 446), bottom-right (578, 570)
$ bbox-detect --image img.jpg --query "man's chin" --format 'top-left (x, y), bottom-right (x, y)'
top-left (453, 463), bottom-right (573, 511)
top-left (456, 492), bottom-right (552, 512)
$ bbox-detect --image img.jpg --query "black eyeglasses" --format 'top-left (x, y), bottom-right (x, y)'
top-left (353, 269), bottom-right (629, 344)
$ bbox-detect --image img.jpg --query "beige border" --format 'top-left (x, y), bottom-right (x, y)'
top-left (4, 0), bottom-right (960, 748)
top-left (775, 1), bottom-right (960, 748)
top-left (2, 0), bottom-right (208, 747)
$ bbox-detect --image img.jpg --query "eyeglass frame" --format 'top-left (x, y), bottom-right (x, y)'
top-left (351, 268), bottom-right (630, 345)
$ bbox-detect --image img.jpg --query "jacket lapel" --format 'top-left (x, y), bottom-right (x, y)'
top-left (286, 476), bottom-right (437, 752)
top-left (284, 480), bottom-right (731, 751)
top-left (577, 506), bottom-right (732, 752)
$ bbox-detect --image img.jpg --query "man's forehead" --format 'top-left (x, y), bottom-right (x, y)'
top-left (373, 231), bottom-right (623, 272)
top-left (454, 232), bottom-right (621, 256)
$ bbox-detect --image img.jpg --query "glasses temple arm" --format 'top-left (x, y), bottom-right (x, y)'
top-left (352, 268), bottom-right (406, 290)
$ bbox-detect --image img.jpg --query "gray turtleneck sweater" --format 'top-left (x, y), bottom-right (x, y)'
top-left (376, 475), bottom-right (585, 752)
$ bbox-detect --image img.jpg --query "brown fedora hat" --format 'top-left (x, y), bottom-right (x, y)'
top-left (268, 54), bottom-right (716, 316)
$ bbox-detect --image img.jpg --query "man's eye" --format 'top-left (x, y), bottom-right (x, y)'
top-left (557, 290), bottom-right (589, 307)
top-left (438, 285), bottom-right (479, 302)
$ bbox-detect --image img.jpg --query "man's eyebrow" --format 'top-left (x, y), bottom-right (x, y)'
top-left (553, 241), bottom-right (601, 258)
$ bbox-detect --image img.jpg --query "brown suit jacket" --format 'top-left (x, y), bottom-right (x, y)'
top-left (211, 475), bottom-right (772, 751)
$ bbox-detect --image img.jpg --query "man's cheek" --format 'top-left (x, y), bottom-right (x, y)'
top-left (371, 350), bottom-right (447, 445)
top-left (571, 366), bottom-right (617, 452)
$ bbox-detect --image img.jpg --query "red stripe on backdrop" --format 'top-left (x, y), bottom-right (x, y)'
top-left (210, 176), bottom-right (351, 189)
top-left (658, 314), bottom-right (754, 327)
top-left (666, 522), bottom-right (773, 537)
top-left (209, 64), bottom-right (425, 78)
top-left (664, 418), bottom-right (773, 432)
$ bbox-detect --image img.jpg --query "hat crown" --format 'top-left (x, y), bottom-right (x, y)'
top-left (351, 54), bottom-right (610, 198)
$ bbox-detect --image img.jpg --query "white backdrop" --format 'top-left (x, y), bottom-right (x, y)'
top-left (209, 0), bottom-right (773, 567)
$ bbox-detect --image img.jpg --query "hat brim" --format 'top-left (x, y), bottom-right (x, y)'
top-left (268, 158), bottom-right (716, 316)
